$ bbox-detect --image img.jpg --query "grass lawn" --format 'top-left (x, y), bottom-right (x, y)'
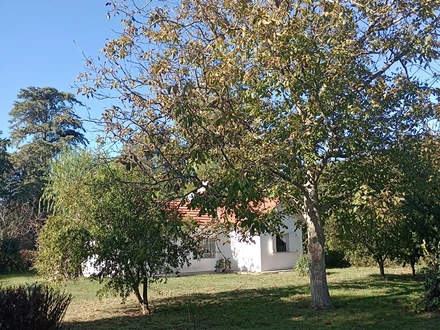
top-left (1, 267), bottom-right (439, 329)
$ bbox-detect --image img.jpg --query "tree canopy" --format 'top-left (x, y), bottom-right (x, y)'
top-left (79, 0), bottom-right (440, 309)
top-left (324, 135), bottom-right (440, 277)
top-left (0, 87), bottom-right (89, 251)
top-left (8, 86), bottom-right (88, 202)
top-left (9, 86), bottom-right (87, 147)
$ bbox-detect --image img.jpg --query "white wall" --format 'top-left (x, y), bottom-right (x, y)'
top-left (82, 255), bottom-right (99, 277)
top-left (180, 215), bottom-right (302, 274)
top-left (83, 215), bottom-right (303, 276)
top-left (179, 235), bottom-right (232, 274)
top-left (229, 232), bottom-right (262, 272)
top-left (179, 257), bottom-right (217, 274)
top-left (260, 215), bottom-right (302, 272)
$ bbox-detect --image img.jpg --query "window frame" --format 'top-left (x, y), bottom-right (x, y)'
top-left (197, 237), bottom-right (216, 259)
top-left (274, 233), bottom-right (290, 253)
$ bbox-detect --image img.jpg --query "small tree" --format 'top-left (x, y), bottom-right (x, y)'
top-left (36, 151), bottom-right (202, 314)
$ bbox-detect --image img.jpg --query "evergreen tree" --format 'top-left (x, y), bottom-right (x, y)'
top-left (8, 86), bottom-right (88, 202)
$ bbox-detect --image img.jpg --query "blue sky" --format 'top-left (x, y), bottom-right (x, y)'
top-left (2, 1), bottom-right (439, 147)
top-left (0, 0), bottom-right (125, 145)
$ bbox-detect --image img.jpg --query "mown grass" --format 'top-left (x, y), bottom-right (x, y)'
top-left (1, 267), bottom-right (439, 329)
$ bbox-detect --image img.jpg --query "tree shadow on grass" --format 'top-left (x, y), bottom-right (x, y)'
top-left (66, 276), bottom-right (440, 330)
top-left (331, 273), bottom-right (424, 298)
top-left (367, 272), bottom-right (424, 282)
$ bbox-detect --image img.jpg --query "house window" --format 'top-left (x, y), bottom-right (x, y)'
top-left (199, 238), bottom-right (216, 259)
top-left (274, 234), bottom-right (289, 253)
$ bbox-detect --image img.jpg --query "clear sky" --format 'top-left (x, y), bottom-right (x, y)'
top-left (2, 1), bottom-right (439, 147)
top-left (0, 0), bottom-right (125, 145)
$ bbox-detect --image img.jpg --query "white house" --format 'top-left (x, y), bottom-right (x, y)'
top-left (82, 201), bottom-right (303, 277)
top-left (176, 201), bottom-right (303, 274)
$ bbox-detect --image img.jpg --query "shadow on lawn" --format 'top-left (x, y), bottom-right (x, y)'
top-left (66, 275), bottom-right (440, 330)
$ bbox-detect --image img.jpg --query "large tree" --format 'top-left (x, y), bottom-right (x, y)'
top-left (8, 86), bottom-right (88, 202)
top-left (79, 0), bottom-right (440, 309)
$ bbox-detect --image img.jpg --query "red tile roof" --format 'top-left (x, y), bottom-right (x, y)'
top-left (168, 200), bottom-right (216, 226)
top-left (169, 199), bottom-right (278, 226)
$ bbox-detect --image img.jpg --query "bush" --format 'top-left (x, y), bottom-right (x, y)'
top-left (325, 250), bottom-right (350, 268)
top-left (295, 253), bottom-right (309, 276)
top-left (0, 237), bottom-right (24, 274)
top-left (0, 284), bottom-right (72, 329)
top-left (19, 249), bottom-right (38, 271)
top-left (421, 242), bottom-right (440, 311)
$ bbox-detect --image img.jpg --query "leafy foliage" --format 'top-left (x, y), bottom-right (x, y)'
top-left (37, 150), bottom-right (202, 314)
top-left (421, 242), bottom-right (440, 311)
top-left (9, 87), bottom-right (87, 148)
top-left (295, 254), bottom-right (309, 277)
top-left (324, 137), bottom-right (440, 277)
top-left (8, 86), bottom-right (87, 203)
top-left (0, 284), bottom-right (71, 330)
top-left (0, 201), bottom-right (45, 251)
top-left (78, 0), bottom-right (440, 309)
top-left (0, 237), bottom-right (24, 274)
top-left (1, 86), bottom-right (88, 253)
top-left (19, 249), bottom-right (37, 271)
top-left (325, 250), bottom-right (350, 269)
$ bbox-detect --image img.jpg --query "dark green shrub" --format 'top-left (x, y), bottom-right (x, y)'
top-left (325, 250), bottom-right (350, 268)
top-left (0, 237), bottom-right (24, 274)
top-left (421, 242), bottom-right (440, 311)
top-left (0, 284), bottom-right (72, 329)
top-left (423, 271), bottom-right (440, 310)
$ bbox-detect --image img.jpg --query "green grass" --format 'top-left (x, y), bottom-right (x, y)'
top-left (1, 268), bottom-right (439, 329)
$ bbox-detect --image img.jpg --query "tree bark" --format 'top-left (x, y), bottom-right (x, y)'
top-left (304, 180), bottom-right (334, 310)
top-left (133, 279), bottom-right (150, 315)
top-left (410, 257), bottom-right (416, 277)
top-left (377, 258), bottom-right (385, 278)
top-left (142, 277), bottom-right (150, 314)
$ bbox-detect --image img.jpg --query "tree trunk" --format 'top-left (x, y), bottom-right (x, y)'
top-left (410, 257), bottom-right (416, 277)
top-left (142, 277), bottom-right (150, 314)
top-left (140, 302), bottom-right (149, 315)
top-left (133, 279), bottom-right (150, 315)
top-left (304, 181), bottom-right (334, 310)
top-left (377, 258), bottom-right (385, 278)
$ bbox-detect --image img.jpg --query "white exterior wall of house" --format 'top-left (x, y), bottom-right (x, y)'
top-left (229, 233), bottom-right (262, 272)
top-left (260, 215), bottom-right (302, 272)
top-left (82, 214), bottom-right (303, 276)
top-left (82, 255), bottom-right (99, 277)
top-left (180, 215), bottom-right (302, 273)
top-left (178, 257), bottom-right (217, 274)
top-left (179, 235), bottom-right (233, 274)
